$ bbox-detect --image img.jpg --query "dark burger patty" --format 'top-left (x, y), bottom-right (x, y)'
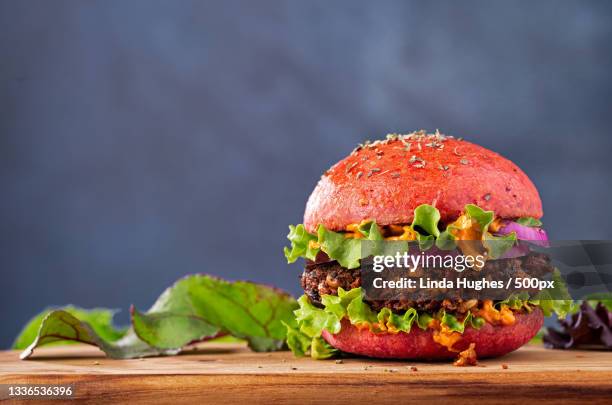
top-left (301, 252), bottom-right (554, 315)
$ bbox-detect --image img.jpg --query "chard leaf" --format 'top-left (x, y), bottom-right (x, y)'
top-left (18, 275), bottom-right (297, 359)
top-left (132, 275), bottom-right (297, 352)
top-left (18, 310), bottom-right (178, 360)
top-left (131, 309), bottom-right (220, 350)
top-left (13, 306), bottom-right (126, 350)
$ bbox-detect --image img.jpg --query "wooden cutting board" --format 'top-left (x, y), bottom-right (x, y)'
top-left (1, 343), bottom-right (611, 404)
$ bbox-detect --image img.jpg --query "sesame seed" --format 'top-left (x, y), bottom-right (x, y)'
top-left (351, 131), bottom-right (455, 154)
top-left (367, 168), bottom-right (381, 177)
top-left (345, 162), bottom-right (358, 173)
top-left (356, 171), bottom-right (363, 179)
top-left (484, 193), bottom-right (491, 201)
top-left (460, 159), bottom-right (469, 165)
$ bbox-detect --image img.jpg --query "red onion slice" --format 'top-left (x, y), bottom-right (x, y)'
top-left (496, 220), bottom-right (549, 247)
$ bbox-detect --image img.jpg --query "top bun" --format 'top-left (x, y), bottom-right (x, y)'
top-left (303, 131), bottom-right (542, 233)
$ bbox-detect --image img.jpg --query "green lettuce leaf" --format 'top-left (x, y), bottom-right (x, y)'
top-left (435, 229), bottom-right (457, 250)
top-left (377, 307), bottom-right (417, 332)
top-left (286, 288), bottom-right (460, 359)
top-left (284, 224), bottom-right (318, 263)
top-left (346, 290), bottom-right (378, 326)
top-left (498, 270), bottom-right (575, 319)
top-left (411, 204), bottom-right (441, 237)
top-left (441, 311), bottom-right (484, 333)
top-left (357, 221), bottom-right (384, 240)
top-left (284, 203), bottom-right (519, 267)
top-left (415, 234), bottom-right (435, 250)
top-left (464, 204), bottom-right (494, 231)
top-left (286, 285), bottom-right (572, 359)
top-left (284, 221), bottom-right (388, 269)
top-left (17, 275), bottom-right (297, 359)
top-left (416, 312), bottom-right (434, 329)
top-left (282, 320), bottom-right (312, 357)
top-left (295, 295), bottom-right (341, 338)
top-left (483, 232), bottom-right (517, 259)
top-left (317, 226), bottom-right (363, 269)
top-left (310, 336), bottom-right (338, 359)
top-left (516, 217), bottom-right (543, 227)
top-left (530, 269), bottom-right (575, 318)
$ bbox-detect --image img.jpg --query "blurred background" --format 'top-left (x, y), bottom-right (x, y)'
top-left (1, 0), bottom-right (612, 348)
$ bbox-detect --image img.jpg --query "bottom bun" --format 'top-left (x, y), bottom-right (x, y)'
top-left (321, 308), bottom-right (543, 360)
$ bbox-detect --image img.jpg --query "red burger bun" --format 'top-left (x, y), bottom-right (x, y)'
top-left (321, 308), bottom-right (543, 360)
top-left (304, 131), bottom-right (542, 233)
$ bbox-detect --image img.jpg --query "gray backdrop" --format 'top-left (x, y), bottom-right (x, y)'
top-left (1, 0), bottom-right (611, 348)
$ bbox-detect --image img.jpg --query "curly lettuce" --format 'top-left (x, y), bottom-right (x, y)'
top-left (284, 221), bottom-right (383, 269)
top-left (285, 203), bottom-right (520, 268)
top-left (528, 269), bottom-right (576, 319)
top-left (287, 281), bottom-right (575, 359)
top-left (495, 269), bottom-right (575, 319)
top-left (285, 287), bottom-right (485, 359)
top-left (516, 217), bottom-right (543, 227)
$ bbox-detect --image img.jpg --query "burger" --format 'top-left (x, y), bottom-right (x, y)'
top-left (283, 130), bottom-right (571, 365)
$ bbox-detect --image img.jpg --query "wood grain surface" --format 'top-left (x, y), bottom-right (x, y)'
top-left (1, 342), bottom-right (612, 404)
